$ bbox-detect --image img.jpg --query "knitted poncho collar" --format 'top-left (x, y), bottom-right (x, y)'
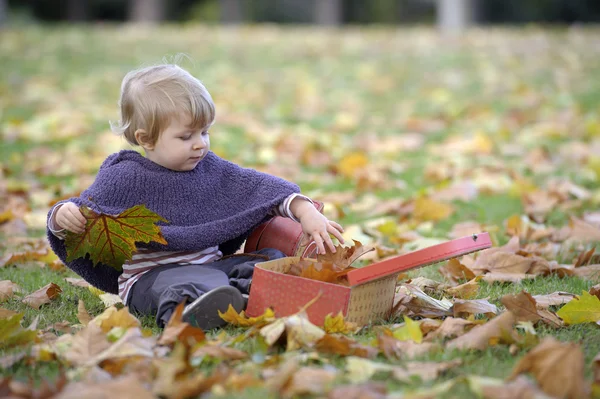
top-left (47, 150), bottom-right (299, 294)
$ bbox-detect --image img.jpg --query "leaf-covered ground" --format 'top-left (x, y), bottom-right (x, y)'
top-left (1, 25), bottom-right (600, 398)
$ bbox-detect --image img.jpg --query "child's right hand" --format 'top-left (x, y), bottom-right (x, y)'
top-left (53, 202), bottom-right (87, 234)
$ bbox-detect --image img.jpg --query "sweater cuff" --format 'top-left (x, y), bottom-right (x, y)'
top-left (48, 203), bottom-right (67, 240)
top-left (284, 193), bottom-right (313, 223)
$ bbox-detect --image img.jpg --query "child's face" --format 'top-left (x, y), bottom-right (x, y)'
top-left (145, 113), bottom-right (211, 171)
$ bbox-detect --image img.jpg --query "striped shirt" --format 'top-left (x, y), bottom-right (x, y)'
top-left (49, 193), bottom-right (311, 303)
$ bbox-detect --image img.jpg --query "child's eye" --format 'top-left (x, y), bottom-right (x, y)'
top-left (202, 130), bottom-right (210, 136)
top-left (180, 135), bottom-right (192, 140)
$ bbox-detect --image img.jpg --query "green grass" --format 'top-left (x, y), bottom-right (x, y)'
top-left (2, 24), bottom-right (600, 398)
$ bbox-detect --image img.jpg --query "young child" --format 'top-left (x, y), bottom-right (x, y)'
top-left (46, 63), bottom-right (345, 330)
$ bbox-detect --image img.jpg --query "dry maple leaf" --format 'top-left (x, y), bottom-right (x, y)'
top-left (22, 283), bottom-right (62, 310)
top-left (158, 302), bottom-right (206, 346)
top-left (0, 280), bottom-right (22, 302)
top-left (446, 311), bottom-right (517, 351)
top-left (218, 304), bottom-right (276, 327)
top-left (314, 334), bottom-right (378, 358)
top-left (65, 204), bottom-right (167, 272)
top-left (556, 290), bottom-right (600, 325)
top-left (327, 382), bottom-right (388, 399)
top-left (501, 291), bottom-right (562, 328)
top-left (281, 367), bottom-right (337, 398)
top-left (323, 312), bottom-right (358, 334)
top-left (315, 240), bottom-right (375, 268)
top-left (508, 337), bottom-right (587, 399)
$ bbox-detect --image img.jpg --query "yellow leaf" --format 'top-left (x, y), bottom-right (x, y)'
top-left (218, 304), bottom-right (276, 327)
top-left (392, 316), bottom-right (423, 344)
top-left (556, 291), bottom-right (600, 325)
top-left (337, 152), bottom-right (369, 178)
top-left (88, 286), bottom-right (104, 297)
top-left (323, 312), bottom-right (357, 334)
top-left (505, 214), bottom-right (524, 237)
top-left (413, 197), bottom-right (454, 222)
top-left (91, 306), bottom-right (141, 333)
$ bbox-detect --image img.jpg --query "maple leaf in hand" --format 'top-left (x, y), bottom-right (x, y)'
top-left (65, 204), bottom-right (167, 272)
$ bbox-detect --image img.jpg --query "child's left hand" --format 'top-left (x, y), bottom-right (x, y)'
top-left (294, 202), bottom-right (345, 255)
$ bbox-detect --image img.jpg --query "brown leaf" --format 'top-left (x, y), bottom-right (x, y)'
top-left (0, 280), bottom-right (22, 302)
top-left (392, 359), bottom-right (462, 383)
top-left (445, 277), bottom-right (481, 299)
top-left (291, 260), bottom-right (351, 284)
top-left (22, 283), bottom-right (62, 309)
top-left (572, 264), bottom-right (600, 281)
top-left (590, 284), bottom-right (600, 299)
top-left (64, 323), bottom-right (111, 366)
top-left (77, 300), bottom-right (91, 326)
top-left (65, 277), bottom-right (91, 288)
top-left (192, 344), bottom-right (248, 361)
top-left (501, 291), bottom-right (562, 327)
top-left (481, 273), bottom-right (536, 284)
top-left (565, 217), bottom-right (600, 244)
top-left (282, 367), bottom-right (337, 398)
top-left (478, 375), bottom-right (551, 399)
top-left (453, 299), bottom-right (498, 318)
top-left (446, 311), bottom-right (517, 351)
top-left (316, 240), bottom-right (374, 268)
top-left (327, 382), bottom-right (388, 399)
top-left (58, 375), bottom-right (154, 399)
top-left (424, 317), bottom-right (479, 342)
top-left (574, 247), bottom-right (596, 267)
top-left (471, 252), bottom-right (536, 275)
top-left (593, 351), bottom-right (600, 385)
top-left (315, 334), bottom-right (378, 358)
top-left (378, 331), bottom-right (437, 359)
top-left (439, 258), bottom-right (476, 284)
top-left (158, 302), bottom-right (205, 346)
top-left (508, 337), bottom-right (587, 399)
top-left (532, 291), bottom-right (576, 308)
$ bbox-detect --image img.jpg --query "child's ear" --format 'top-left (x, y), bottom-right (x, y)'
top-left (134, 129), bottom-right (154, 150)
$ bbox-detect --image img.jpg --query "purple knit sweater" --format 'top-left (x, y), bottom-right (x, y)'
top-left (47, 150), bottom-right (300, 294)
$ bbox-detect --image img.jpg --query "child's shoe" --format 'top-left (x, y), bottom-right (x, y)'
top-left (182, 285), bottom-right (244, 330)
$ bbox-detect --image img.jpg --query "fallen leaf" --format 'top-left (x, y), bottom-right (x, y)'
top-left (481, 272), bottom-right (536, 284)
top-left (91, 306), bottom-right (141, 333)
top-left (315, 334), bottom-right (378, 358)
top-left (65, 277), bottom-right (91, 288)
top-left (0, 308), bottom-right (18, 319)
top-left (446, 311), bottom-right (517, 351)
top-left (65, 204), bottom-right (167, 272)
top-left (281, 366), bottom-right (337, 398)
top-left (591, 284), bottom-right (600, 299)
top-left (327, 382), bottom-right (387, 399)
top-left (77, 300), bottom-right (91, 326)
top-left (218, 304), bottom-right (276, 327)
top-left (57, 375), bottom-right (154, 399)
top-left (439, 258), bottom-right (476, 284)
top-left (508, 337), bottom-right (587, 399)
top-left (0, 280), bottom-right (22, 301)
top-left (468, 375), bottom-right (551, 399)
top-left (158, 302), bottom-right (206, 346)
top-left (453, 299), bottom-right (498, 318)
top-left (99, 293), bottom-right (123, 308)
top-left (378, 331), bottom-right (437, 359)
top-left (572, 264), bottom-right (600, 281)
top-left (64, 323), bottom-right (111, 366)
top-left (424, 317), bottom-right (478, 342)
top-left (532, 291), bottom-right (576, 308)
top-left (323, 312), bottom-right (358, 334)
top-left (471, 252), bottom-right (536, 275)
top-left (284, 311), bottom-right (326, 351)
top-left (556, 290), bottom-right (600, 325)
top-left (413, 197), bottom-right (454, 222)
top-left (0, 313), bottom-right (38, 349)
top-left (192, 344), bottom-right (248, 361)
top-left (501, 291), bottom-right (562, 327)
top-left (445, 277), bottom-right (482, 299)
top-left (392, 316), bottom-right (423, 343)
top-left (22, 283), bottom-right (62, 310)
top-left (391, 359), bottom-right (462, 383)
top-left (393, 284), bottom-right (453, 318)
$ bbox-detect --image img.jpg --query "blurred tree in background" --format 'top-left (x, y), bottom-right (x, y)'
top-left (2, 0), bottom-right (600, 26)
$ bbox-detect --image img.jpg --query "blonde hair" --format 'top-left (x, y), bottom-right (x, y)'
top-left (112, 63), bottom-right (215, 146)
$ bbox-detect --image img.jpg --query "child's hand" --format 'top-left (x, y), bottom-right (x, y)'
top-left (53, 202), bottom-right (87, 234)
top-left (295, 203), bottom-right (345, 255)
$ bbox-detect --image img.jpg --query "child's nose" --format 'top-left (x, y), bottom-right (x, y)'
top-left (192, 140), bottom-right (206, 150)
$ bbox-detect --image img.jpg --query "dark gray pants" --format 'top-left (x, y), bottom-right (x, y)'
top-left (127, 248), bottom-right (285, 327)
